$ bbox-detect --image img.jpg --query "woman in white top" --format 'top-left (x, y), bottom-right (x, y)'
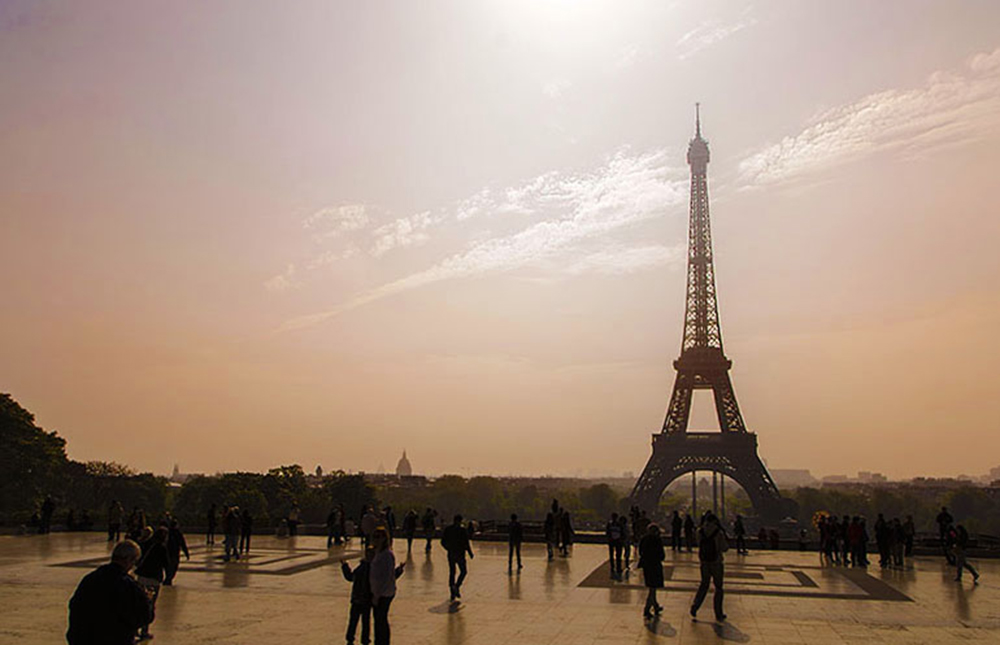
top-left (369, 527), bottom-right (404, 645)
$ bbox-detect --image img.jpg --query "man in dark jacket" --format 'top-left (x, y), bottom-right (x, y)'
top-left (690, 512), bottom-right (728, 622)
top-left (441, 515), bottom-right (474, 601)
top-left (164, 520), bottom-right (190, 586)
top-left (67, 540), bottom-right (152, 644)
top-left (508, 513), bottom-right (524, 572)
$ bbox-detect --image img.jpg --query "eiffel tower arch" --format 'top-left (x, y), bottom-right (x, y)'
top-left (629, 106), bottom-right (796, 523)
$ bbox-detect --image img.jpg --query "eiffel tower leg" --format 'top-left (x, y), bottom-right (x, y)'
top-left (663, 372), bottom-right (693, 433)
top-left (711, 373), bottom-right (746, 432)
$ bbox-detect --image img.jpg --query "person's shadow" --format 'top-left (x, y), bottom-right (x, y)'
top-left (644, 616), bottom-right (677, 637)
top-left (428, 600), bottom-right (463, 614)
top-left (711, 621), bottom-right (751, 642)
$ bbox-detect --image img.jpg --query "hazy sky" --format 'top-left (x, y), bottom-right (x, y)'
top-left (3, 1), bottom-right (1000, 480)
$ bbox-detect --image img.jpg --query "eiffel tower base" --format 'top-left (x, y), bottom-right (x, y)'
top-left (631, 432), bottom-right (797, 523)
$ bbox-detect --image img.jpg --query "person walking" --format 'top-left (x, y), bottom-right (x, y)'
top-left (402, 510), bottom-right (418, 552)
top-left (135, 527), bottom-right (170, 640)
top-left (638, 523), bottom-right (665, 618)
top-left (107, 500), bottom-right (124, 542)
top-left (421, 508), bottom-right (437, 552)
top-left (733, 515), bottom-right (748, 555)
top-left (953, 524), bottom-right (980, 584)
top-left (206, 503), bottom-right (217, 545)
top-left (903, 515), bottom-right (916, 558)
top-left (163, 519), bottom-right (190, 586)
top-left (288, 503), bottom-right (301, 537)
top-left (370, 527), bottom-right (405, 645)
top-left (441, 515), bottom-right (474, 601)
top-left (361, 506), bottom-right (378, 550)
top-left (66, 540), bottom-right (152, 645)
top-left (341, 549), bottom-right (373, 645)
top-left (239, 508), bottom-right (253, 555)
top-left (690, 512), bottom-right (728, 623)
top-left (671, 511), bottom-right (683, 552)
top-left (40, 496), bottom-right (55, 534)
top-left (508, 513), bottom-right (524, 573)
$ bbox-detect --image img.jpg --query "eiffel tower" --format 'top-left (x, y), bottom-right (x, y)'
top-left (629, 106), bottom-right (794, 522)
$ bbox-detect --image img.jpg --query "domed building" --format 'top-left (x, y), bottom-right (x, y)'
top-left (395, 450), bottom-right (413, 477)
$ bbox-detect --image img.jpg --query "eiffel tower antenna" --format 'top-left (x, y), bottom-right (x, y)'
top-left (629, 107), bottom-right (794, 522)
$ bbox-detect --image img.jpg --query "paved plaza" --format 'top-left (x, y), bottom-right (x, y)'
top-left (1, 533), bottom-right (998, 644)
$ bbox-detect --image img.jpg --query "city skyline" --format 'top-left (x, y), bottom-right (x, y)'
top-left (3, 1), bottom-right (1000, 480)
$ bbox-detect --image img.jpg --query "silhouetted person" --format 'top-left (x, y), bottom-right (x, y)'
top-left (402, 510), bottom-right (418, 552)
top-left (891, 518), bottom-right (905, 567)
top-left (953, 524), bottom-right (980, 584)
top-left (164, 519), bottom-right (189, 586)
top-left (135, 526), bottom-right (169, 640)
top-left (606, 513), bottom-right (624, 577)
top-left (222, 506), bottom-right (241, 561)
top-left (508, 513), bottom-right (523, 572)
top-left (690, 512), bottom-right (728, 622)
top-left (841, 515), bottom-right (851, 564)
top-left (421, 508), bottom-right (437, 552)
top-left (370, 527), bottom-right (405, 645)
top-left (559, 509), bottom-right (574, 556)
top-left (341, 549), bottom-right (373, 645)
top-left (848, 516), bottom-right (865, 567)
top-left (874, 513), bottom-right (889, 568)
top-left (441, 514), bottom-right (474, 601)
top-left (107, 500), bottom-right (123, 542)
top-left (67, 540), bottom-right (152, 645)
top-left (618, 514), bottom-right (631, 571)
top-left (327, 507), bottom-right (341, 549)
top-left (544, 511), bottom-right (556, 561)
top-left (288, 503), bottom-right (301, 537)
top-left (733, 515), bottom-right (747, 555)
top-left (684, 514), bottom-right (696, 552)
top-left (638, 523), bottom-right (665, 618)
top-left (383, 506), bottom-right (396, 537)
top-left (240, 508), bottom-right (253, 554)
top-left (903, 515), bottom-right (915, 557)
top-left (206, 503), bottom-right (217, 545)
top-left (671, 511), bottom-right (683, 551)
top-left (40, 496), bottom-right (55, 534)
top-left (936, 506), bottom-right (955, 563)
top-left (361, 506), bottom-right (378, 550)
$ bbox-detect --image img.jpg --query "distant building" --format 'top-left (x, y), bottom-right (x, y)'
top-left (396, 450), bottom-right (413, 477)
top-left (857, 471), bottom-right (887, 483)
top-left (821, 474), bottom-right (849, 484)
top-left (168, 464), bottom-right (196, 486)
top-left (770, 469), bottom-right (818, 488)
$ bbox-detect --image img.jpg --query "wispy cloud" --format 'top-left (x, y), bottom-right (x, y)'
top-left (739, 48), bottom-right (1000, 186)
top-left (676, 16), bottom-right (756, 61)
top-left (302, 204), bottom-right (370, 239)
top-left (370, 210), bottom-right (441, 257)
top-left (277, 150), bottom-right (687, 332)
top-left (263, 264), bottom-right (299, 292)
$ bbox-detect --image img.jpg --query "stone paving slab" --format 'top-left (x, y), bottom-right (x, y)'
top-left (1, 533), bottom-right (998, 644)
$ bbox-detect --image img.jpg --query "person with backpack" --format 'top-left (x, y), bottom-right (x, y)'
top-left (690, 512), bottom-right (728, 622)
top-left (341, 549), bottom-right (374, 645)
top-left (953, 524), bottom-right (980, 584)
top-left (638, 523), bottom-right (665, 618)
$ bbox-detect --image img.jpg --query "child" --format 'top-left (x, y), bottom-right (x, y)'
top-left (341, 550), bottom-right (374, 645)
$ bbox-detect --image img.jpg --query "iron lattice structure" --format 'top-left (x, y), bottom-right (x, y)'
top-left (630, 107), bottom-right (794, 522)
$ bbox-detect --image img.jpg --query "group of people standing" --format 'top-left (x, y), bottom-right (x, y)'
top-left (205, 503), bottom-right (254, 560)
top-left (543, 500), bottom-right (574, 560)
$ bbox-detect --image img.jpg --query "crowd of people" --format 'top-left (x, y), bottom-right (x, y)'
top-left (63, 496), bottom-right (987, 644)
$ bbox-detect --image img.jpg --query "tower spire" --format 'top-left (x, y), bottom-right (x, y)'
top-left (695, 102), bottom-right (701, 138)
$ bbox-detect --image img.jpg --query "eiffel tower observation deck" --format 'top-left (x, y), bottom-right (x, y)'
top-left (630, 106), bottom-right (796, 523)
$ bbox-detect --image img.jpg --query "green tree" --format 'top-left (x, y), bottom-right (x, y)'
top-left (0, 393), bottom-right (69, 523)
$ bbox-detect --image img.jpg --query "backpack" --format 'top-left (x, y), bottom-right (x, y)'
top-left (699, 526), bottom-right (728, 562)
top-left (608, 522), bottom-right (622, 542)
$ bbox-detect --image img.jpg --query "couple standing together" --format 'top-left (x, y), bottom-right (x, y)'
top-left (639, 511), bottom-right (727, 622)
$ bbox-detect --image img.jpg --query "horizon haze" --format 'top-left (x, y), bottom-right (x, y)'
top-left (3, 1), bottom-right (1000, 482)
